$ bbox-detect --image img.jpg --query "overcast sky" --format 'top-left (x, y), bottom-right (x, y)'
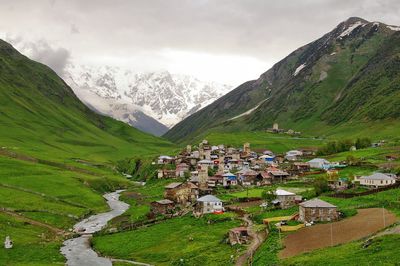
top-left (1, 0), bottom-right (400, 86)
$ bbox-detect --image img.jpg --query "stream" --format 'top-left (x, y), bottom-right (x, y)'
top-left (60, 190), bottom-right (130, 266)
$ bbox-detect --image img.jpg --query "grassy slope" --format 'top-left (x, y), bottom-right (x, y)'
top-left (0, 40), bottom-right (176, 265)
top-left (282, 234), bottom-right (400, 266)
top-left (0, 39), bottom-right (174, 163)
top-left (0, 213), bottom-right (65, 266)
top-left (203, 131), bottom-right (325, 153)
top-left (250, 185), bottom-right (400, 266)
top-left (93, 215), bottom-right (241, 266)
top-left (165, 20), bottom-right (400, 144)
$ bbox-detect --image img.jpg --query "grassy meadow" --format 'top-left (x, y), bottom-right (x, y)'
top-left (93, 215), bottom-right (242, 266)
top-left (0, 212), bottom-right (65, 266)
top-left (282, 234), bottom-right (400, 266)
top-left (204, 131), bottom-right (325, 153)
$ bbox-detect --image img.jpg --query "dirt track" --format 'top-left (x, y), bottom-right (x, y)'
top-left (279, 208), bottom-right (397, 258)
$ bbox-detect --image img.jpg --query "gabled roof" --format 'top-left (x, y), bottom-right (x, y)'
top-left (269, 170), bottom-right (290, 176)
top-left (275, 189), bottom-right (295, 196)
top-left (159, 155), bottom-right (173, 160)
top-left (308, 158), bottom-right (330, 163)
top-left (361, 173), bottom-right (396, 180)
top-left (165, 182), bottom-right (182, 189)
top-left (198, 159), bottom-right (213, 164)
top-left (299, 198), bottom-right (336, 208)
top-left (197, 195), bottom-right (222, 202)
top-left (187, 182), bottom-right (198, 189)
top-left (223, 172), bottom-right (236, 177)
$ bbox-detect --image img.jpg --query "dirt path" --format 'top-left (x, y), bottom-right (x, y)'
top-left (235, 215), bottom-right (267, 266)
top-left (279, 208), bottom-right (397, 258)
top-left (374, 223), bottom-right (400, 238)
top-left (0, 209), bottom-right (65, 235)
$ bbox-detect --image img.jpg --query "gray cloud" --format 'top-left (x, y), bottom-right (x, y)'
top-left (70, 24), bottom-right (80, 34)
top-left (1, 0), bottom-right (400, 84)
top-left (7, 37), bottom-right (71, 76)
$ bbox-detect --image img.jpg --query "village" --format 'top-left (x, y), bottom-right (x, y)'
top-left (150, 138), bottom-right (399, 252)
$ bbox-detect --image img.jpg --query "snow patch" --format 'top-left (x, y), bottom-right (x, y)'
top-left (387, 25), bottom-right (400, 31)
top-left (293, 64), bottom-right (306, 76)
top-left (228, 99), bottom-right (268, 121)
top-left (339, 21), bottom-right (365, 38)
top-left (65, 65), bottom-right (233, 128)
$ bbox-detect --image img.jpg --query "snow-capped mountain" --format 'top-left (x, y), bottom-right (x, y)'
top-left (64, 65), bottom-right (232, 136)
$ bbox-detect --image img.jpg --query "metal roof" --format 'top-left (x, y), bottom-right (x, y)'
top-left (164, 182), bottom-right (182, 189)
top-left (197, 195), bottom-right (222, 202)
top-left (299, 198), bottom-right (337, 208)
top-left (361, 173), bottom-right (396, 180)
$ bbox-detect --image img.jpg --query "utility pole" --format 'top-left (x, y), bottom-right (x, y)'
top-left (383, 206), bottom-right (386, 227)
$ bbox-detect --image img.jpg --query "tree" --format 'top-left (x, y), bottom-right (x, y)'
top-left (346, 155), bottom-right (360, 166)
top-left (261, 189), bottom-right (275, 203)
top-left (355, 137), bottom-right (372, 149)
top-left (313, 176), bottom-right (330, 196)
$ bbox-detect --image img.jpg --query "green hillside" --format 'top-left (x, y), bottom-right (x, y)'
top-left (0, 39), bottom-right (174, 163)
top-left (164, 17), bottom-right (400, 143)
top-left (0, 39), bottom-right (176, 265)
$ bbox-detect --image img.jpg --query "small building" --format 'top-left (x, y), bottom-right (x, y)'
top-left (359, 173), bottom-right (396, 188)
top-left (299, 198), bottom-right (338, 223)
top-left (308, 158), bottom-right (330, 169)
top-left (274, 189), bottom-right (296, 209)
top-left (198, 159), bottom-right (214, 167)
top-left (238, 169), bottom-right (258, 186)
top-left (158, 155), bottom-right (174, 164)
top-left (175, 163), bottom-right (189, 177)
top-left (285, 150), bottom-right (303, 161)
top-left (229, 227), bottom-right (250, 245)
top-left (259, 155), bottom-right (275, 164)
top-left (292, 162), bottom-right (310, 172)
top-left (223, 172), bottom-right (238, 186)
top-left (150, 199), bottom-right (175, 215)
top-left (257, 171), bottom-right (273, 186)
top-left (195, 195), bottom-right (224, 214)
top-left (328, 177), bottom-right (349, 191)
top-left (164, 182), bottom-right (198, 205)
top-left (268, 170), bottom-right (290, 183)
top-left (158, 169), bottom-right (177, 179)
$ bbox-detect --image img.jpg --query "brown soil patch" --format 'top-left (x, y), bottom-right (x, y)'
top-left (227, 200), bottom-right (263, 208)
top-left (279, 208), bottom-right (397, 258)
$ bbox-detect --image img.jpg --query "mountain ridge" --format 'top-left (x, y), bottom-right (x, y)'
top-left (164, 17), bottom-right (400, 142)
top-left (65, 65), bottom-right (232, 135)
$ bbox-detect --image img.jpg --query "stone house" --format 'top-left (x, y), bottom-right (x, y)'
top-left (268, 170), bottom-right (290, 183)
top-left (229, 227), bottom-right (250, 245)
top-left (150, 199), bottom-right (175, 215)
top-left (292, 162), bottom-right (310, 173)
top-left (299, 198), bottom-right (338, 223)
top-left (157, 169), bottom-right (176, 179)
top-left (274, 189), bottom-right (296, 209)
top-left (175, 163), bottom-right (189, 177)
top-left (237, 169), bottom-right (258, 186)
top-left (164, 182), bottom-right (198, 205)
